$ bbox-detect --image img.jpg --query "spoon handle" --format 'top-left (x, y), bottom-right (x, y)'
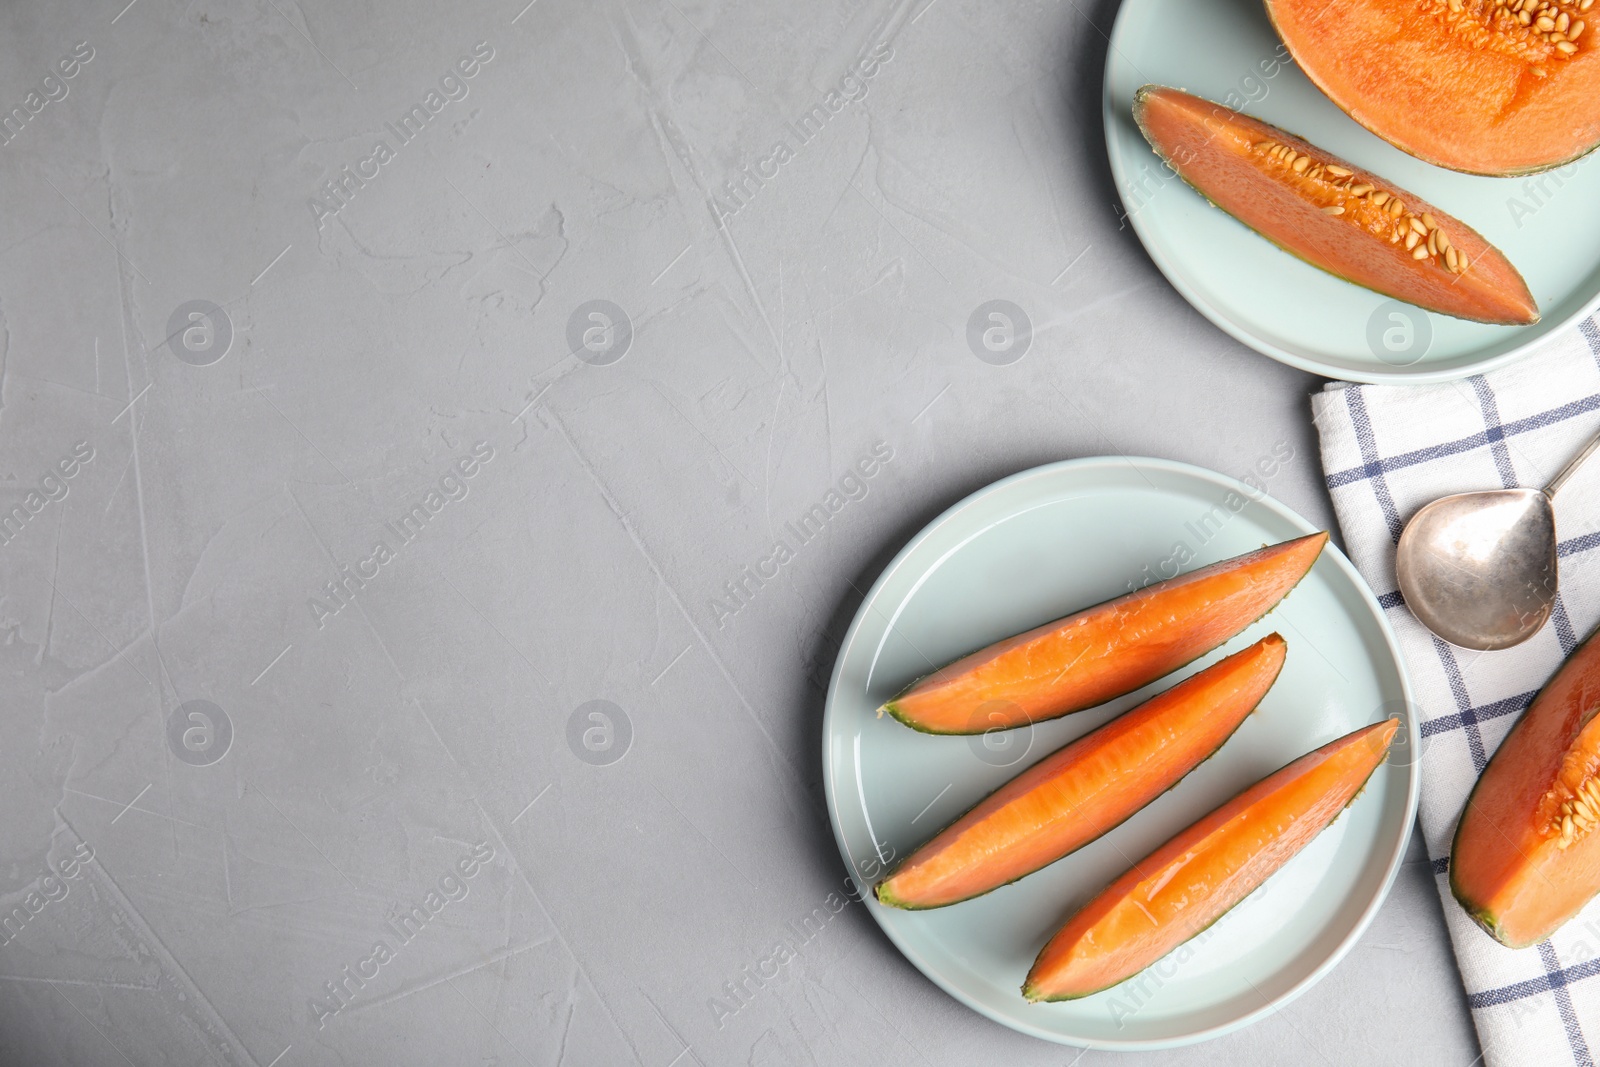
top-left (1547, 423), bottom-right (1600, 498)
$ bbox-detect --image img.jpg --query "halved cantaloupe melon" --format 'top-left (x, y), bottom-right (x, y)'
top-left (876, 635), bottom-right (1287, 909)
top-left (1267, 0), bottom-right (1600, 176)
top-left (1452, 629), bottom-right (1600, 947)
top-left (1134, 87), bottom-right (1538, 325)
top-left (881, 532), bottom-right (1327, 734)
top-left (1024, 719), bottom-right (1399, 1001)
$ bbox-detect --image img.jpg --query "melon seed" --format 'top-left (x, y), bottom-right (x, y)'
top-left (1559, 39), bottom-right (1579, 50)
top-left (1573, 18), bottom-right (1586, 36)
top-left (1437, 230), bottom-right (1452, 252)
top-left (1428, 231), bottom-right (1439, 255)
top-left (1405, 230), bottom-right (1422, 250)
top-left (1322, 205), bottom-right (1345, 215)
top-left (1292, 155), bottom-right (1310, 173)
top-left (1411, 244), bottom-right (1430, 260)
top-left (1370, 190), bottom-right (1390, 206)
top-left (1538, 14), bottom-right (1556, 29)
top-left (1325, 164), bottom-right (1352, 176)
top-left (1410, 217), bottom-right (1429, 236)
top-left (1350, 183), bottom-right (1373, 196)
top-left (1389, 198), bottom-right (1406, 216)
top-left (1446, 246), bottom-right (1460, 271)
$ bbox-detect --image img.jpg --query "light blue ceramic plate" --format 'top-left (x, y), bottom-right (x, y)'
top-left (1103, 0), bottom-right (1600, 383)
top-left (822, 457), bottom-right (1419, 1049)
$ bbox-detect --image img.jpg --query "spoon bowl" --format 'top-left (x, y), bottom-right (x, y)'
top-left (1395, 488), bottom-right (1557, 651)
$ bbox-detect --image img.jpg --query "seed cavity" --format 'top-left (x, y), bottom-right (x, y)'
top-left (1252, 139), bottom-right (1468, 275)
top-left (1440, 0), bottom-right (1587, 58)
top-left (1554, 776), bottom-right (1600, 849)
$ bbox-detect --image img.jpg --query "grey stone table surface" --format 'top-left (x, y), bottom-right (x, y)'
top-left (0, 0), bottom-right (1482, 1064)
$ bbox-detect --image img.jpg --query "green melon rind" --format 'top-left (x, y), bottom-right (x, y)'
top-left (1447, 781), bottom-right (1514, 946)
top-left (1021, 738), bottom-right (1395, 1003)
top-left (878, 534), bottom-right (1326, 735)
top-left (874, 649), bottom-right (1286, 911)
top-left (1260, 1), bottom-right (1600, 179)
top-left (1129, 86), bottom-right (1540, 327)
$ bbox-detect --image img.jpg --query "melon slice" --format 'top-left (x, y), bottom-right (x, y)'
top-left (1024, 719), bottom-right (1399, 1002)
top-left (1134, 86), bottom-right (1538, 325)
top-left (1267, 0), bottom-right (1600, 176)
top-left (1452, 629), bottom-right (1600, 948)
top-left (876, 635), bottom-right (1287, 910)
top-left (881, 532), bottom-right (1326, 734)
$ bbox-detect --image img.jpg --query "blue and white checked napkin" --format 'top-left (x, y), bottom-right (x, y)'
top-left (1314, 323), bottom-right (1600, 1067)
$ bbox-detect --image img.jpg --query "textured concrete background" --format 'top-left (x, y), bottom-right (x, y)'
top-left (0, 0), bottom-right (1481, 1063)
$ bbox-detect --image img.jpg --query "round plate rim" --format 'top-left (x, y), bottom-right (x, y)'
top-left (820, 455), bottom-right (1420, 1050)
top-left (1099, 0), bottom-right (1600, 385)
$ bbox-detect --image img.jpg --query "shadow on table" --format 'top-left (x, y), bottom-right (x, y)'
top-left (1063, 0), bottom-right (1156, 265)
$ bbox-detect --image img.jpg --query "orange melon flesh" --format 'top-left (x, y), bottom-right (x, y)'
top-left (882, 532), bottom-right (1326, 734)
top-left (1451, 630), bottom-right (1600, 948)
top-left (876, 635), bottom-right (1288, 910)
top-left (1267, 0), bottom-right (1600, 176)
top-left (1134, 86), bottom-right (1538, 326)
top-left (1024, 719), bottom-right (1399, 1002)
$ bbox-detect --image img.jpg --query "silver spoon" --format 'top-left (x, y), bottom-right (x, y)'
top-left (1396, 426), bottom-right (1600, 651)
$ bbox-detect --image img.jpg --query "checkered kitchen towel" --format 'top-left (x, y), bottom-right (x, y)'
top-left (1314, 321), bottom-right (1600, 1067)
